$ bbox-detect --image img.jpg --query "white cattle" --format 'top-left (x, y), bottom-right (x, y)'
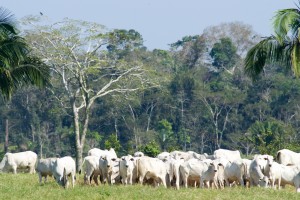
top-left (170, 151), bottom-right (194, 161)
top-left (99, 153), bottom-right (119, 184)
top-left (242, 159), bottom-right (252, 186)
top-left (134, 151), bottom-right (144, 157)
top-left (157, 152), bottom-right (170, 161)
top-left (88, 148), bottom-right (118, 159)
top-left (36, 157), bottom-right (57, 184)
top-left (249, 157), bottom-right (268, 187)
top-left (0, 151), bottom-right (37, 174)
top-left (213, 149), bottom-right (241, 162)
top-left (80, 156), bottom-right (100, 185)
top-left (276, 149), bottom-right (300, 166)
top-left (167, 157), bottom-right (184, 189)
top-left (137, 156), bottom-right (168, 187)
top-left (268, 158), bottom-right (300, 190)
top-left (52, 156), bottom-right (76, 188)
top-left (119, 155), bottom-right (137, 185)
top-left (224, 159), bottom-right (246, 187)
top-left (179, 158), bottom-right (210, 188)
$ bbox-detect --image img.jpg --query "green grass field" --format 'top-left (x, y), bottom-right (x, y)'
top-left (0, 173), bottom-right (299, 200)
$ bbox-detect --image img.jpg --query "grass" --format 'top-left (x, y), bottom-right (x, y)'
top-left (0, 173), bottom-right (299, 200)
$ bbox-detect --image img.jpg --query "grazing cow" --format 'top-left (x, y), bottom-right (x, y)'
top-left (213, 149), bottom-right (241, 162)
top-left (119, 155), bottom-right (137, 185)
top-left (134, 152), bottom-right (144, 157)
top-left (276, 149), bottom-right (300, 166)
top-left (99, 154), bottom-right (119, 184)
top-left (224, 159), bottom-right (246, 187)
top-left (268, 158), bottom-right (300, 190)
top-left (52, 156), bottom-right (76, 188)
top-left (36, 157), bottom-right (57, 184)
top-left (249, 157), bottom-right (268, 187)
top-left (80, 156), bottom-right (101, 185)
top-left (137, 156), bottom-right (168, 187)
top-left (0, 151), bottom-right (37, 174)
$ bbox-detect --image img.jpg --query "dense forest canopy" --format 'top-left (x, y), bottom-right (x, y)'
top-left (1, 12), bottom-right (300, 161)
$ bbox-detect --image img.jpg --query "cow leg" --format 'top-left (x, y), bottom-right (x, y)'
top-left (12, 166), bottom-right (17, 174)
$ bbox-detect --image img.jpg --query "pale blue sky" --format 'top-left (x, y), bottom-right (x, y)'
top-left (1, 0), bottom-right (296, 50)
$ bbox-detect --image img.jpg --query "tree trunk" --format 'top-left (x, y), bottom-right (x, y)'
top-left (73, 101), bottom-right (83, 173)
top-left (4, 119), bottom-right (8, 153)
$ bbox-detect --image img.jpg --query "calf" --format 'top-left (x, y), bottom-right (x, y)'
top-left (36, 157), bottom-right (57, 184)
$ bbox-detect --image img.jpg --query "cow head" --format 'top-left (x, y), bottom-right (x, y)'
top-left (258, 176), bottom-right (269, 188)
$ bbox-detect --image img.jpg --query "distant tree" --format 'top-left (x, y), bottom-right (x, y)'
top-left (23, 17), bottom-right (156, 171)
top-left (210, 37), bottom-right (239, 73)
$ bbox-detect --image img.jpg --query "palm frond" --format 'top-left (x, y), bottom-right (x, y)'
top-left (273, 8), bottom-right (299, 43)
top-left (291, 41), bottom-right (300, 77)
top-left (0, 7), bottom-right (17, 38)
top-left (244, 36), bottom-right (284, 80)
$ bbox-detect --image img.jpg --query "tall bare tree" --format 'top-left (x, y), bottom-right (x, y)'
top-left (22, 17), bottom-right (155, 171)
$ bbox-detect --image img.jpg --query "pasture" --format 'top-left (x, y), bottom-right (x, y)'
top-left (0, 173), bottom-right (299, 200)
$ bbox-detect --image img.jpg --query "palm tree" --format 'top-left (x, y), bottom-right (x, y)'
top-left (0, 7), bottom-right (50, 100)
top-left (245, 5), bottom-right (300, 79)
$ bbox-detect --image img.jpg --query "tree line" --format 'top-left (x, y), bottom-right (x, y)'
top-left (1, 6), bottom-right (300, 171)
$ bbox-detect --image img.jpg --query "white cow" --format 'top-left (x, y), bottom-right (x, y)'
top-left (276, 149), bottom-right (300, 166)
top-left (268, 158), bottom-right (300, 190)
top-left (242, 158), bottom-right (252, 186)
top-left (36, 157), bottom-right (57, 184)
top-left (52, 156), bottom-right (76, 188)
top-left (0, 151), bottom-right (37, 174)
top-left (179, 158), bottom-right (210, 188)
top-left (99, 154), bottom-right (119, 184)
top-left (224, 159), bottom-right (246, 187)
top-left (213, 149), bottom-right (241, 162)
top-left (80, 156), bottom-right (100, 185)
top-left (119, 155), bottom-right (137, 185)
top-left (137, 156), bottom-right (168, 187)
top-left (88, 148), bottom-right (118, 159)
top-left (249, 157), bottom-right (268, 187)
top-left (170, 151), bottom-right (194, 161)
top-left (134, 151), bottom-right (144, 157)
top-left (167, 157), bottom-right (184, 189)
top-left (157, 152), bottom-right (170, 161)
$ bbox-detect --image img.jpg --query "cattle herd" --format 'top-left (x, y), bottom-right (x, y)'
top-left (1, 148), bottom-right (300, 192)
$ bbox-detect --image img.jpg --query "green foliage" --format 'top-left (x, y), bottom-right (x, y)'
top-left (210, 37), bottom-right (238, 69)
top-left (248, 119), bottom-right (294, 155)
top-left (141, 140), bottom-right (160, 157)
top-left (104, 134), bottom-right (121, 152)
top-left (157, 119), bottom-right (174, 151)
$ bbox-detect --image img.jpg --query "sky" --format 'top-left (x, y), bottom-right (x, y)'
top-left (1, 0), bottom-right (297, 50)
